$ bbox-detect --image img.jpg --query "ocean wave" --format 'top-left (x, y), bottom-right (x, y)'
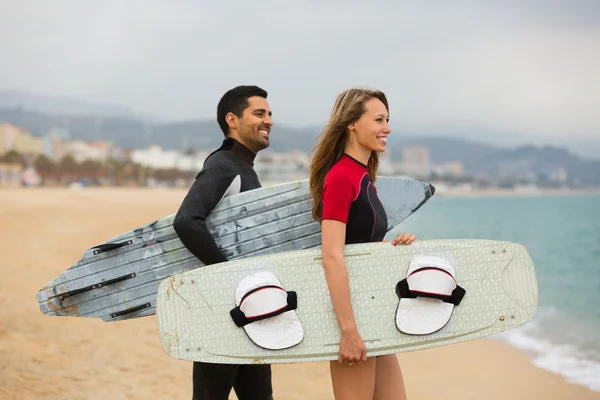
top-left (495, 323), bottom-right (600, 392)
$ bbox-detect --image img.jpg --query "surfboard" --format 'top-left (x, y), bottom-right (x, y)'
top-left (36, 177), bottom-right (435, 322)
top-left (155, 239), bottom-right (538, 364)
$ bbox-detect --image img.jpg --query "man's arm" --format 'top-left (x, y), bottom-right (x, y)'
top-left (173, 164), bottom-right (240, 266)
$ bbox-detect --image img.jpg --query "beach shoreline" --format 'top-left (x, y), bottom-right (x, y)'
top-left (1, 187), bottom-right (598, 399)
top-left (4, 183), bottom-right (600, 200)
top-left (434, 187), bottom-right (600, 198)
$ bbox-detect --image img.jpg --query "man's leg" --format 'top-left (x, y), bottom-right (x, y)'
top-left (232, 364), bottom-right (274, 400)
top-left (192, 362), bottom-right (239, 400)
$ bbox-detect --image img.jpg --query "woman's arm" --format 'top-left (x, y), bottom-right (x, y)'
top-left (321, 219), bottom-right (367, 364)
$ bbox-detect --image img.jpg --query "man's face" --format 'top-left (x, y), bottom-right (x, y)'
top-left (230, 96), bottom-right (273, 153)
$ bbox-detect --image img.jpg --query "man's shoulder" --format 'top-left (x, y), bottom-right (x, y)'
top-left (191, 150), bottom-right (231, 178)
top-left (203, 147), bottom-right (247, 170)
top-left (205, 147), bottom-right (235, 164)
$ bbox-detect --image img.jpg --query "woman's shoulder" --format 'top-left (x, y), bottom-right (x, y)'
top-left (325, 158), bottom-right (351, 181)
top-left (325, 159), bottom-right (364, 194)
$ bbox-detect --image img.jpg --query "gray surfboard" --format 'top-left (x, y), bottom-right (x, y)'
top-left (37, 177), bottom-right (435, 322)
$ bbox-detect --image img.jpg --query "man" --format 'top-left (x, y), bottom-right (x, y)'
top-left (173, 85), bottom-right (274, 400)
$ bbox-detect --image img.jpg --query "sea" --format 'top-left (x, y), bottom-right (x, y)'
top-left (386, 193), bottom-right (600, 392)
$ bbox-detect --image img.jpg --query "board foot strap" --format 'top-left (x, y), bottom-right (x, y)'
top-left (58, 273), bottom-right (137, 301)
top-left (90, 240), bottom-right (133, 255)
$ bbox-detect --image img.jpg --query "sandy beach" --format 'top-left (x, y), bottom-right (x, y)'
top-left (1, 187), bottom-right (598, 400)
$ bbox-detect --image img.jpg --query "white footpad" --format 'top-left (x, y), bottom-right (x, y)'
top-left (396, 255), bottom-right (466, 335)
top-left (230, 271), bottom-right (304, 350)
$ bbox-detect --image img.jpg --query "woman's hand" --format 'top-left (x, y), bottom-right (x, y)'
top-left (390, 232), bottom-right (417, 246)
top-left (338, 329), bottom-right (367, 365)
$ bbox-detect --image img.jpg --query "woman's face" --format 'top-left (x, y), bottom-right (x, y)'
top-left (349, 97), bottom-right (391, 153)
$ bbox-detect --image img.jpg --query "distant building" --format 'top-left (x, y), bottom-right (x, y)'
top-left (402, 146), bottom-right (429, 166)
top-left (130, 145), bottom-right (209, 171)
top-left (433, 161), bottom-right (464, 178)
top-left (399, 146), bottom-right (431, 179)
top-left (0, 123), bottom-right (42, 157)
top-left (378, 149), bottom-right (395, 175)
top-left (41, 132), bottom-right (69, 161)
top-left (59, 140), bottom-right (117, 163)
top-left (41, 136), bottom-right (57, 160)
top-left (0, 161), bottom-right (22, 187)
top-left (254, 150), bottom-right (310, 184)
top-left (46, 127), bottom-right (71, 141)
top-left (549, 167), bottom-right (568, 183)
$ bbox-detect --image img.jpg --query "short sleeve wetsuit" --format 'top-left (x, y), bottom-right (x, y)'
top-left (321, 154), bottom-right (388, 243)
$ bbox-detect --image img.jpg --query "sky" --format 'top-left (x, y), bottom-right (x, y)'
top-left (1, 1), bottom-right (599, 156)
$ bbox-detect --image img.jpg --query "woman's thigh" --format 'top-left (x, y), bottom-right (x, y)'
top-left (373, 355), bottom-right (407, 400)
top-left (330, 357), bottom-right (377, 400)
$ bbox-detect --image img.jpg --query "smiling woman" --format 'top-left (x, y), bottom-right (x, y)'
top-left (309, 89), bottom-right (390, 221)
top-left (309, 88), bottom-right (416, 400)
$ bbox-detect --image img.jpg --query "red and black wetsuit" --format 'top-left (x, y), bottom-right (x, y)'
top-left (321, 154), bottom-right (388, 243)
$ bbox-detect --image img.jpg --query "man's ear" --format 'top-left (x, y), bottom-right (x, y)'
top-left (225, 112), bottom-right (237, 131)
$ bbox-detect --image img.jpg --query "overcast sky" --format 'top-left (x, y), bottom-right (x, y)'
top-left (1, 1), bottom-right (599, 153)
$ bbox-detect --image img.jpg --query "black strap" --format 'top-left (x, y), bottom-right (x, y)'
top-left (90, 240), bottom-right (133, 255)
top-left (110, 302), bottom-right (152, 319)
top-left (58, 273), bottom-right (137, 300)
top-left (230, 291), bottom-right (297, 328)
top-left (395, 279), bottom-right (466, 306)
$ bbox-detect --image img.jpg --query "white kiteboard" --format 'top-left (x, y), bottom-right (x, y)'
top-left (155, 239), bottom-right (538, 364)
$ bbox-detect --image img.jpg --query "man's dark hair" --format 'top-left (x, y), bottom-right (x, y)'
top-left (217, 85), bottom-right (268, 137)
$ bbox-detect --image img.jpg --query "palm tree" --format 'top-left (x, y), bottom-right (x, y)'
top-left (0, 150), bottom-right (23, 165)
top-left (33, 154), bottom-right (56, 185)
top-left (59, 154), bottom-right (78, 183)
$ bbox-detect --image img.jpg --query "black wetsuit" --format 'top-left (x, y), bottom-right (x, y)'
top-left (173, 138), bottom-right (273, 400)
top-left (321, 154), bottom-right (388, 243)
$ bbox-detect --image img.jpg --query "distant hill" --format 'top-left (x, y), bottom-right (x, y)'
top-left (1, 106), bottom-right (599, 185)
top-left (0, 90), bottom-right (152, 121)
top-left (0, 106), bottom-right (318, 152)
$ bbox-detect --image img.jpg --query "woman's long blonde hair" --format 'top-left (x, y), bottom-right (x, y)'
top-left (309, 88), bottom-right (389, 222)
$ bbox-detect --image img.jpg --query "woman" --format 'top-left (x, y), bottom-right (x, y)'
top-left (309, 88), bottom-right (415, 400)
